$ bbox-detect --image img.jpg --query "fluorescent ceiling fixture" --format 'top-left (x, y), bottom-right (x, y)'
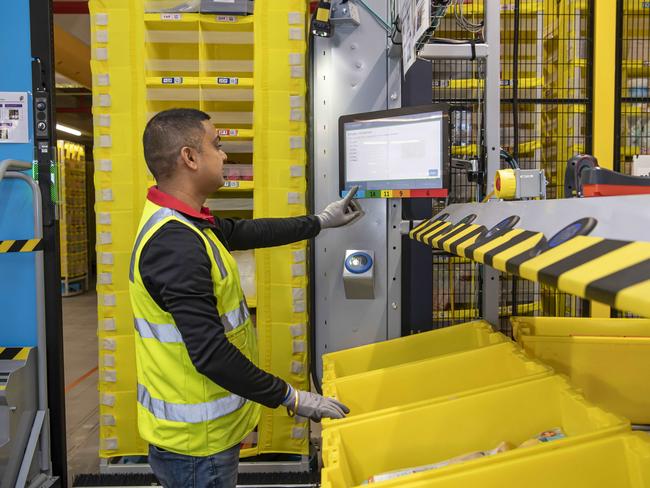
top-left (56, 123), bottom-right (82, 137)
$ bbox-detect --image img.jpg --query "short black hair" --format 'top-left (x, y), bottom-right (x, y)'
top-left (142, 108), bottom-right (211, 180)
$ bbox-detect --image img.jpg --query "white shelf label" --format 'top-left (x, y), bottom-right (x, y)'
top-left (223, 180), bottom-right (241, 188)
top-left (161, 76), bottom-right (183, 85)
top-left (160, 13), bottom-right (182, 21)
top-left (217, 77), bottom-right (239, 85)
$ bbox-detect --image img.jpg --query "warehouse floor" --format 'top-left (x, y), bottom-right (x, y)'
top-left (62, 291), bottom-right (99, 485)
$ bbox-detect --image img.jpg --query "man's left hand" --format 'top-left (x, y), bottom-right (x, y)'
top-left (316, 186), bottom-right (364, 229)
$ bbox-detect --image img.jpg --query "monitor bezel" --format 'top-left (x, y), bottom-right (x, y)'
top-left (338, 103), bottom-right (450, 195)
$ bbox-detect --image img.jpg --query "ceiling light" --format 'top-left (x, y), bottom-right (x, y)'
top-left (56, 123), bottom-right (82, 137)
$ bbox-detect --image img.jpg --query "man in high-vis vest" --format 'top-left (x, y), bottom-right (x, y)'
top-left (130, 108), bottom-right (362, 487)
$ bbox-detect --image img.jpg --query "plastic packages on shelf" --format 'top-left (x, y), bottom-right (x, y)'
top-left (144, 0), bottom-right (253, 14)
top-left (223, 163), bottom-right (253, 181)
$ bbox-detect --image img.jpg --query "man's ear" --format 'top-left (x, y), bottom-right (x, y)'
top-left (180, 146), bottom-right (199, 171)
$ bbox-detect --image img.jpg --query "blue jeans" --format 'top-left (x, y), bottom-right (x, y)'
top-left (148, 443), bottom-right (240, 488)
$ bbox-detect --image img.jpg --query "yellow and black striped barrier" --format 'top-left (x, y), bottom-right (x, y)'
top-left (0, 239), bottom-right (43, 253)
top-left (0, 347), bottom-right (32, 391)
top-left (410, 219), bottom-right (650, 318)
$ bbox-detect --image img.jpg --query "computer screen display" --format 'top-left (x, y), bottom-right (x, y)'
top-left (339, 104), bottom-right (448, 195)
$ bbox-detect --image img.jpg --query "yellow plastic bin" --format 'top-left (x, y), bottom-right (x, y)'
top-left (322, 341), bottom-right (552, 428)
top-left (320, 376), bottom-right (629, 488)
top-left (395, 433), bottom-right (650, 488)
top-left (322, 320), bottom-right (505, 382)
top-left (512, 317), bottom-right (650, 424)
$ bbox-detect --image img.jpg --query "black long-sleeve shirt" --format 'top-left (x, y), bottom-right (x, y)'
top-left (139, 214), bottom-right (321, 408)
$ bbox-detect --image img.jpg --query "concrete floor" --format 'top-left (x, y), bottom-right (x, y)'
top-left (62, 291), bottom-right (99, 484)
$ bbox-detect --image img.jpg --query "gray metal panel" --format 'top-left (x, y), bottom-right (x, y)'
top-left (313, 0), bottom-right (397, 380)
top-left (482, 1), bottom-right (501, 326)
top-left (419, 43), bottom-right (489, 59)
top-left (437, 195), bottom-right (650, 242)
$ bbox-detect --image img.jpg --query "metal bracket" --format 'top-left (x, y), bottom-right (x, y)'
top-left (331, 2), bottom-right (361, 26)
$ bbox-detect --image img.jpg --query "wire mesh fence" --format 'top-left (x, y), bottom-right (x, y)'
top-left (615, 1), bottom-right (650, 176)
top-left (426, 0), bottom-right (593, 332)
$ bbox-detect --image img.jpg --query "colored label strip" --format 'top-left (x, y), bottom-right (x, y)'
top-left (342, 189), bottom-right (449, 199)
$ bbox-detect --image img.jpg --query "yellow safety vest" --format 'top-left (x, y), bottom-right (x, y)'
top-left (129, 200), bottom-right (260, 456)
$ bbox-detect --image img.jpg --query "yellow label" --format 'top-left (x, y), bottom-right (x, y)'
top-left (316, 7), bottom-right (330, 22)
top-left (381, 190), bottom-right (392, 198)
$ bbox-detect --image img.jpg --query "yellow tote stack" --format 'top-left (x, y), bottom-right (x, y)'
top-left (58, 140), bottom-right (88, 295)
top-left (319, 319), bottom-right (650, 488)
top-left (512, 316), bottom-right (650, 425)
top-left (90, 0), bottom-right (311, 459)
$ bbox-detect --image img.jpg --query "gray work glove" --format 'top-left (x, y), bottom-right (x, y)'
top-left (282, 385), bottom-right (350, 422)
top-left (316, 186), bottom-right (364, 229)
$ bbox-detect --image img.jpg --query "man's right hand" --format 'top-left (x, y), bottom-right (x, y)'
top-left (283, 386), bottom-right (350, 422)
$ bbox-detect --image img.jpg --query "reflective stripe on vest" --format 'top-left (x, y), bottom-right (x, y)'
top-left (134, 318), bottom-right (183, 343)
top-left (129, 207), bottom-right (228, 282)
top-left (220, 300), bottom-right (251, 332)
top-left (137, 383), bottom-right (246, 424)
top-left (134, 299), bottom-right (250, 340)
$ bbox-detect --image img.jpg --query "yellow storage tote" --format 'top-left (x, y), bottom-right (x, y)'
top-left (397, 433), bottom-right (650, 488)
top-left (320, 376), bottom-right (629, 488)
top-left (322, 320), bottom-right (505, 382)
top-left (322, 342), bottom-right (552, 428)
top-left (512, 316), bottom-right (650, 424)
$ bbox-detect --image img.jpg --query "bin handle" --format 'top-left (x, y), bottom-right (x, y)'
top-left (0, 159), bottom-right (32, 184)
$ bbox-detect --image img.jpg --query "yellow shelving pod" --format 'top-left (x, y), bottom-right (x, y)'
top-left (58, 140), bottom-right (89, 296)
top-left (90, 0), bottom-right (310, 460)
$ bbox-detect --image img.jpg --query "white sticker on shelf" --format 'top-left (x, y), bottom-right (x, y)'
top-left (99, 272), bottom-right (112, 285)
top-left (100, 252), bottom-right (114, 265)
top-left (102, 438), bottom-right (118, 451)
top-left (99, 135), bottom-right (112, 148)
top-left (98, 159), bottom-right (112, 172)
top-left (101, 393), bottom-right (116, 407)
top-left (103, 354), bottom-right (115, 367)
top-left (102, 318), bottom-right (116, 331)
top-left (95, 47), bottom-right (108, 61)
top-left (293, 300), bottom-right (306, 313)
top-left (290, 66), bottom-right (305, 79)
top-left (95, 13), bottom-right (108, 26)
top-left (291, 426), bottom-right (306, 439)
top-left (291, 361), bottom-right (304, 375)
top-left (290, 136), bottom-right (304, 149)
top-left (292, 264), bottom-right (306, 277)
top-left (292, 249), bottom-right (306, 263)
top-left (290, 165), bottom-right (304, 177)
top-left (98, 212), bottom-right (112, 225)
top-left (101, 414), bottom-right (116, 426)
top-left (289, 323), bottom-right (305, 337)
top-left (98, 232), bottom-right (112, 245)
top-left (289, 53), bottom-right (303, 65)
top-left (96, 29), bottom-right (109, 43)
top-left (98, 94), bottom-right (111, 107)
top-left (287, 192), bottom-right (303, 205)
top-left (289, 28), bottom-right (304, 40)
top-left (290, 109), bottom-right (304, 122)
top-left (290, 95), bottom-right (303, 108)
top-left (97, 74), bottom-right (110, 86)
top-left (288, 12), bottom-right (303, 25)
top-left (98, 114), bottom-right (111, 127)
top-left (102, 293), bottom-right (116, 307)
top-left (292, 288), bottom-right (305, 301)
top-left (100, 189), bottom-right (113, 201)
top-left (292, 340), bottom-right (306, 354)
top-left (102, 370), bottom-right (117, 383)
top-left (102, 338), bottom-right (116, 351)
